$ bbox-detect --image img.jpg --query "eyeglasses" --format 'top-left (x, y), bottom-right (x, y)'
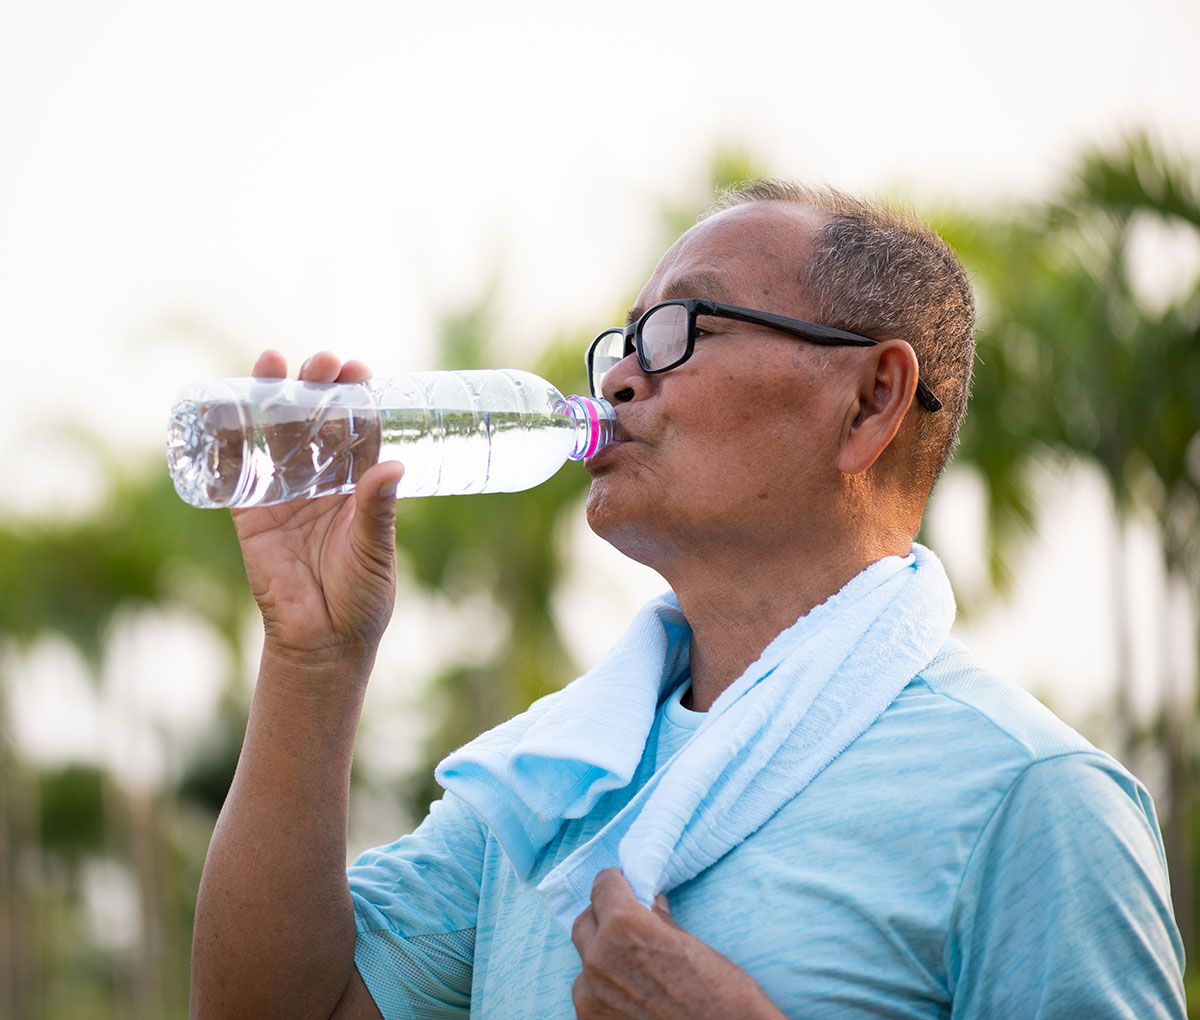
top-left (586, 298), bottom-right (942, 413)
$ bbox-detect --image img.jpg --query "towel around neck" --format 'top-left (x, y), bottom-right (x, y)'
top-left (436, 543), bottom-right (956, 929)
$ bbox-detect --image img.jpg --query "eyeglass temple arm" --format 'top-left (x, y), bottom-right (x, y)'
top-left (694, 301), bottom-right (942, 412)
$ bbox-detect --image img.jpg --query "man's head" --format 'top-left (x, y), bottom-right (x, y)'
top-left (706, 179), bottom-right (976, 491)
top-left (584, 183), bottom-right (975, 575)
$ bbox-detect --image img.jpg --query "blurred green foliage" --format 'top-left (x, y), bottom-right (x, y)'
top-left (937, 132), bottom-right (1200, 984)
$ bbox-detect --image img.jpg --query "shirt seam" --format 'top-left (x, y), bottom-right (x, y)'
top-left (910, 672), bottom-right (1094, 760)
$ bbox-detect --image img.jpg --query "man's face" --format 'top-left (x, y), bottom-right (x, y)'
top-left (585, 201), bottom-right (860, 570)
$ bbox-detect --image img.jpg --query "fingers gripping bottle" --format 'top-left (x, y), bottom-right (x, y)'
top-left (166, 370), bottom-right (616, 509)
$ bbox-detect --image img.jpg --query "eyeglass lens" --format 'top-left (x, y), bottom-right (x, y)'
top-left (640, 303), bottom-right (689, 370)
top-left (590, 333), bottom-right (625, 395)
top-left (591, 304), bottom-right (691, 395)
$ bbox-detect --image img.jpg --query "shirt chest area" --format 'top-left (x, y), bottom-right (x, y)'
top-left (471, 777), bottom-right (965, 1020)
top-left (468, 686), bottom-right (1005, 1018)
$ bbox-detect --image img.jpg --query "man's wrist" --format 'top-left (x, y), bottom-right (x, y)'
top-left (257, 638), bottom-right (378, 702)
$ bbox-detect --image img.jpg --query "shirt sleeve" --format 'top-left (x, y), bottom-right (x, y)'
top-left (947, 752), bottom-right (1186, 1020)
top-left (347, 792), bottom-right (489, 1019)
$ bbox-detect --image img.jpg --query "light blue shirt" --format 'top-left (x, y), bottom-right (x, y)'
top-left (348, 639), bottom-right (1185, 1018)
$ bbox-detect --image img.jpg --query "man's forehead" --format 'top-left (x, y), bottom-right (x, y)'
top-left (627, 272), bottom-right (724, 322)
top-left (657, 271), bottom-right (724, 300)
top-left (633, 201), bottom-right (826, 316)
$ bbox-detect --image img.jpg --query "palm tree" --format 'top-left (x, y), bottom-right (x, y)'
top-left (936, 132), bottom-right (1200, 964)
top-left (393, 149), bottom-right (769, 816)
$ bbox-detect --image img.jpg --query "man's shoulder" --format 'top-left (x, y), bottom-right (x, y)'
top-left (832, 636), bottom-right (1143, 831)
top-left (900, 636), bottom-right (1101, 764)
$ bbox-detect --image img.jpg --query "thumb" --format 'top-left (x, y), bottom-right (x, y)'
top-left (652, 893), bottom-right (679, 927)
top-left (352, 462), bottom-right (405, 547)
top-left (357, 460), bottom-right (404, 507)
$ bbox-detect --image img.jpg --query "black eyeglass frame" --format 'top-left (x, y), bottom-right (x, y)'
top-left (586, 298), bottom-right (942, 413)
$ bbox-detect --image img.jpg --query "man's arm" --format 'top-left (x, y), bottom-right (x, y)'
top-left (948, 754), bottom-right (1185, 1019)
top-left (189, 351), bottom-right (404, 1020)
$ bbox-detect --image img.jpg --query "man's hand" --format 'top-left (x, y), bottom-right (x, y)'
top-left (190, 351), bottom-right (404, 1020)
top-left (571, 869), bottom-right (787, 1020)
top-left (232, 350), bottom-right (407, 673)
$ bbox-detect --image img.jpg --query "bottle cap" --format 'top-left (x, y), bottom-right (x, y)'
top-left (559, 395), bottom-right (616, 460)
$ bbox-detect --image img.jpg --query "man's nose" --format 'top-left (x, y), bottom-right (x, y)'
top-left (600, 352), bottom-right (649, 404)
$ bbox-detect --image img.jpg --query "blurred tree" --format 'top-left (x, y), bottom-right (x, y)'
top-left (396, 147), bottom-right (767, 818)
top-left (936, 132), bottom-right (1200, 964)
top-left (0, 457), bottom-right (256, 1019)
top-left (393, 320), bottom-right (598, 815)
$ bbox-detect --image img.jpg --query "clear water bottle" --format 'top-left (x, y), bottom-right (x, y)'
top-left (166, 370), bottom-right (616, 509)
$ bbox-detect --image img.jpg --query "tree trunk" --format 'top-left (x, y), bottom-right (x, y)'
top-left (0, 735), bottom-right (39, 1020)
top-left (1109, 518), bottom-right (1137, 761)
top-left (1159, 573), bottom-right (1195, 963)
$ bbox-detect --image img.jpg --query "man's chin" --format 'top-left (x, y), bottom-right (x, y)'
top-left (584, 490), bottom-right (667, 568)
top-left (583, 481), bottom-right (615, 539)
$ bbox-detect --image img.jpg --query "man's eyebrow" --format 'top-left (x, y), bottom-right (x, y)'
top-left (625, 272), bottom-right (724, 326)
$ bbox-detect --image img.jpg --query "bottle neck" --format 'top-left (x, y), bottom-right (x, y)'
top-left (558, 395), bottom-right (615, 460)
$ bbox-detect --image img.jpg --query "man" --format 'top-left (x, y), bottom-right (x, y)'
top-left (189, 181), bottom-right (1186, 1019)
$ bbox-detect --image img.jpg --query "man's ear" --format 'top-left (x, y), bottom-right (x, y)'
top-left (837, 339), bottom-right (920, 476)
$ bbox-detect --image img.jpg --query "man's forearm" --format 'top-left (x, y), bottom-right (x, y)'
top-left (189, 646), bottom-right (374, 1020)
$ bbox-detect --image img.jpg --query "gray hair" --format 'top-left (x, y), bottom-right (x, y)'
top-left (707, 179), bottom-right (975, 490)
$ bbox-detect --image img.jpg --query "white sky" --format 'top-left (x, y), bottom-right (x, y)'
top-left (1, 0), bottom-right (1197, 797)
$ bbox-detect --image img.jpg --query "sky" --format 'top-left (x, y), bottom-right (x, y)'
top-left (0, 0), bottom-right (1198, 795)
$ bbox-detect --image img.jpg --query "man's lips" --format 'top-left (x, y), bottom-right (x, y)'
top-left (608, 423), bottom-right (634, 444)
top-left (585, 421), bottom-right (636, 467)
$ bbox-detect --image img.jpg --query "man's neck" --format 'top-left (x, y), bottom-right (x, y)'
top-left (667, 535), bottom-right (911, 712)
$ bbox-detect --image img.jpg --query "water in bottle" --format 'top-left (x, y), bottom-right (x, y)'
top-left (166, 370), bottom-right (615, 509)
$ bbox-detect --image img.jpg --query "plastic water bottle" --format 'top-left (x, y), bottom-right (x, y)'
top-left (166, 370), bottom-right (616, 509)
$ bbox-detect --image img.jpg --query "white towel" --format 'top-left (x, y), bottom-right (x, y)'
top-left (435, 543), bottom-right (956, 929)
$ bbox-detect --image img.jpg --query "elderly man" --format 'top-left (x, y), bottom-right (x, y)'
top-left (190, 181), bottom-right (1185, 1019)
